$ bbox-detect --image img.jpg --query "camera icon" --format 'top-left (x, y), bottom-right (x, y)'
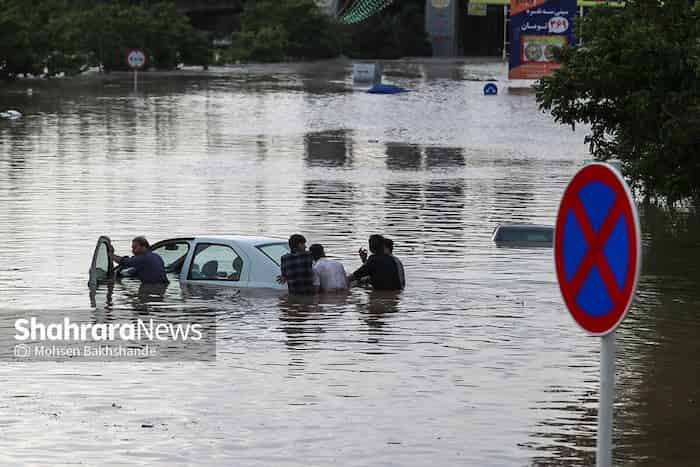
top-left (14, 344), bottom-right (31, 359)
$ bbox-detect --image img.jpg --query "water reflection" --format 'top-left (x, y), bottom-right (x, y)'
top-left (526, 386), bottom-right (597, 467)
top-left (384, 143), bottom-right (466, 171)
top-left (385, 142), bottom-right (423, 170)
top-left (277, 297), bottom-right (325, 351)
top-left (304, 129), bottom-right (353, 168)
top-left (611, 205), bottom-right (700, 465)
top-left (385, 182), bottom-right (423, 239)
top-left (303, 180), bottom-right (357, 237)
top-left (361, 291), bottom-right (400, 338)
top-left (422, 179), bottom-right (466, 255)
top-left (424, 146), bottom-right (465, 169)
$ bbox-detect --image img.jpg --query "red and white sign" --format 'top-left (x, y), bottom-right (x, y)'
top-left (554, 163), bottom-right (641, 335)
top-left (548, 16), bottom-right (570, 33)
top-left (126, 49), bottom-right (147, 70)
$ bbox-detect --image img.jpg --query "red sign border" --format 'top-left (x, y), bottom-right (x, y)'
top-left (554, 163), bottom-right (641, 336)
top-left (126, 48), bottom-right (147, 70)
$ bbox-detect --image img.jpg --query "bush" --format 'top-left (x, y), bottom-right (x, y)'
top-left (0, 0), bottom-right (213, 78)
top-left (225, 0), bottom-right (342, 63)
top-left (342, 0), bottom-right (432, 59)
top-left (228, 26), bottom-right (289, 63)
top-left (80, 2), bottom-right (210, 71)
top-left (536, 0), bottom-right (700, 203)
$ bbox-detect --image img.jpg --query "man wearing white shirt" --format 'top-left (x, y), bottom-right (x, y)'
top-left (309, 244), bottom-right (348, 293)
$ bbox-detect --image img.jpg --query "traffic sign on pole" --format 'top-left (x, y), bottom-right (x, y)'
top-left (126, 49), bottom-right (146, 70)
top-left (554, 162), bottom-right (641, 467)
top-left (126, 49), bottom-right (146, 92)
top-left (554, 162), bottom-right (641, 336)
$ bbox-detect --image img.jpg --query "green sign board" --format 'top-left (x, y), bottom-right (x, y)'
top-left (468, 2), bottom-right (488, 15)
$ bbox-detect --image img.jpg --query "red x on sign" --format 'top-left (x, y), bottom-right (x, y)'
top-left (555, 163), bottom-right (641, 335)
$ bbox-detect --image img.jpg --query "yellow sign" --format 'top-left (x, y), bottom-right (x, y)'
top-left (468, 2), bottom-right (488, 15)
top-left (431, 0), bottom-right (451, 8)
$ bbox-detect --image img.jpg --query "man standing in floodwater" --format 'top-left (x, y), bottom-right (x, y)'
top-left (110, 236), bottom-right (168, 284)
top-left (384, 237), bottom-right (405, 290)
top-left (309, 243), bottom-right (348, 293)
top-left (349, 234), bottom-right (403, 291)
top-left (278, 234), bottom-right (315, 295)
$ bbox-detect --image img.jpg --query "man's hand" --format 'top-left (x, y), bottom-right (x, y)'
top-left (110, 253), bottom-right (123, 264)
top-left (358, 248), bottom-right (368, 263)
top-left (276, 274), bottom-right (287, 285)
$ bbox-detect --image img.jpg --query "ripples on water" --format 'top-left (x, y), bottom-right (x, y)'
top-left (0, 59), bottom-right (699, 466)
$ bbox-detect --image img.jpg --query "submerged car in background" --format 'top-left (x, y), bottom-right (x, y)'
top-left (89, 235), bottom-right (289, 290)
top-left (491, 223), bottom-right (553, 247)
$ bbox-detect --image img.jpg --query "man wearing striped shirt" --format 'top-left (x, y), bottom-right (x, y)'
top-left (279, 234), bottom-right (315, 295)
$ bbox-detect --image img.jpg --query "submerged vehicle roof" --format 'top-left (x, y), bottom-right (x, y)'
top-left (493, 224), bottom-right (552, 230)
top-left (492, 223), bottom-right (554, 245)
top-left (170, 235), bottom-right (287, 245)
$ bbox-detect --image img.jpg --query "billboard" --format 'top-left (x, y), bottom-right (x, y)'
top-left (508, 0), bottom-right (577, 79)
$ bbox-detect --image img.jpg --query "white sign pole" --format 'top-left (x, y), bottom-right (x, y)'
top-left (133, 69), bottom-right (138, 92)
top-left (596, 331), bottom-right (615, 467)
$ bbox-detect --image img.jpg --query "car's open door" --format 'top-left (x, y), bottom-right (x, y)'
top-left (88, 236), bottom-right (114, 287)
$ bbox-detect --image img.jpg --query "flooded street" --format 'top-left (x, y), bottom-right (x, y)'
top-left (1, 59), bottom-right (699, 466)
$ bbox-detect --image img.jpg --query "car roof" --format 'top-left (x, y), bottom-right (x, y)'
top-left (192, 235), bottom-right (287, 246)
top-left (494, 224), bottom-right (552, 230)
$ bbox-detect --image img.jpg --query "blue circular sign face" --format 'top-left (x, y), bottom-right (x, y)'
top-left (554, 163), bottom-right (641, 335)
top-left (483, 83), bottom-right (498, 95)
top-left (126, 49), bottom-right (146, 70)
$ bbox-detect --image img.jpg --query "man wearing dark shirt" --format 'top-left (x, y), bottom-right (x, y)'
top-left (110, 236), bottom-right (168, 284)
top-left (350, 234), bottom-right (402, 291)
top-left (384, 237), bottom-right (405, 290)
top-left (279, 234), bottom-right (315, 295)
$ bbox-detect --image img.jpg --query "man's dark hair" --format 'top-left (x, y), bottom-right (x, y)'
top-left (132, 236), bottom-right (150, 249)
top-left (288, 234), bottom-right (306, 251)
top-left (309, 244), bottom-right (325, 261)
top-left (369, 234), bottom-right (385, 254)
top-left (385, 237), bottom-right (394, 254)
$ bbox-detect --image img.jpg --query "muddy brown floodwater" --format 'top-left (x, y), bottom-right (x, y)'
top-left (0, 59), bottom-right (699, 466)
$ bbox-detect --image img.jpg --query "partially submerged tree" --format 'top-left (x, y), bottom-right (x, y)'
top-left (536, 0), bottom-right (700, 204)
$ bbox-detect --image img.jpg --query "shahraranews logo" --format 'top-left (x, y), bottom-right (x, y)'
top-left (15, 317), bottom-right (203, 342)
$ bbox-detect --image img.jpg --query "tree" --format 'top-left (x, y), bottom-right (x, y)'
top-left (536, 0), bottom-right (700, 204)
top-left (341, 0), bottom-right (432, 59)
top-left (0, 0), bottom-right (212, 78)
top-left (226, 0), bottom-right (342, 63)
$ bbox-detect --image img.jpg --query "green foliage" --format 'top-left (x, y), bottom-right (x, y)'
top-left (226, 0), bottom-right (341, 63)
top-left (1, 0), bottom-right (432, 76)
top-left (342, 0), bottom-right (432, 59)
top-left (228, 27), bottom-right (290, 63)
top-left (0, 0), bottom-right (212, 79)
top-left (225, 0), bottom-right (431, 63)
top-left (536, 0), bottom-right (700, 203)
top-left (80, 2), bottom-right (210, 71)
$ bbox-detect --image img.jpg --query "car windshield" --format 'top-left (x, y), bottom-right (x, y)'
top-left (257, 243), bottom-right (290, 266)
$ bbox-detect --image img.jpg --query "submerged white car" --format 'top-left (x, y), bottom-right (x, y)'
top-left (89, 235), bottom-right (290, 290)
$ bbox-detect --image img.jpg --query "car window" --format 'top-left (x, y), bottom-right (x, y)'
top-left (89, 236), bottom-right (114, 287)
top-left (152, 241), bottom-right (190, 272)
top-left (92, 241), bottom-right (111, 283)
top-left (257, 243), bottom-right (290, 266)
top-left (189, 243), bottom-right (244, 281)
